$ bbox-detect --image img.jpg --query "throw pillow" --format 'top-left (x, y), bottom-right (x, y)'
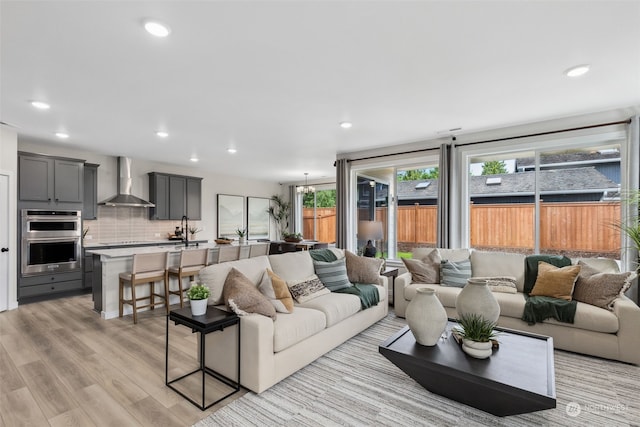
top-left (258, 269), bottom-right (294, 313)
top-left (402, 250), bottom-right (441, 284)
top-left (474, 276), bottom-right (518, 294)
top-left (440, 258), bottom-right (472, 287)
top-left (223, 268), bottom-right (277, 319)
top-left (287, 274), bottom-right (330, 303)
top-left (529, 262), bottom-right (581, 301)
top-left (313, 258), bottom-right (353, 291)
top-left (345, 250), bottom-right (383, 284)
top-left (573, 261), bottom-right (636, 310)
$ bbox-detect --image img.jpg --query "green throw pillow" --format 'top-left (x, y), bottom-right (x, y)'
top-left (313, 258), bottom-right (353, 291)
top-left (440, 258), bottom-right (471, 287)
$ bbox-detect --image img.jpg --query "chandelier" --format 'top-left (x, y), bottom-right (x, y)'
top-left (296, 173), bottom-right (315, 194)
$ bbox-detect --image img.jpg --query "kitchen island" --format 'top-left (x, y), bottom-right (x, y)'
top-left (86, 242), bottom-right (268, 319)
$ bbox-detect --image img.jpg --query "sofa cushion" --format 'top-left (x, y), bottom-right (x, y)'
top-left (269, 251), bottom-right (316, 282)
top-left (298, 292), bottom-right (361, 327)
top-left (223, 268), bottom-right (276, 319)
top-left (530, 262), bottom-right (580, 301)
top-left (544, 301), bottom-right (619, 333)
top-left (574, 257), bottom-right (620, 273)
top-left (198, 255), bottom-right (272, 305)
top-left (438, 248), bottom-right (471, 262)
top-left (345, 250), bottom-right (384, 284)
top-left (403, 250), bottom-right (440, 283)
top-left (574, 262), bottom-right (635, 310)
top-left (471, 251), bottom-right (526, 292)
top-left (440, 259), bottom-right (471, 287)
top-left (258, 269), bottom-right (294, 313)
top-left (287, 274), bottom-right (330, 303)
top-left (273, 307), bottom-right (327, 352)
top-left (313, 258), bottom-right (352, 291)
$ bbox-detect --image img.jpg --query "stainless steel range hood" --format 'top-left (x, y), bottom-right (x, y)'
top-left (98, 157), bottom-right (155, 208)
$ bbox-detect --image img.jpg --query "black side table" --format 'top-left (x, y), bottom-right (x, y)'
top-left (381, 267), bottom-right (399, 305)
top-left (166, 306), bottom-right (240, 410)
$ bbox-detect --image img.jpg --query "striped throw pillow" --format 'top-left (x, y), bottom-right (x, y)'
top-left (313, 258), bottom-right (353, 291)
top-left (440, 258), bottom-right (471, 288)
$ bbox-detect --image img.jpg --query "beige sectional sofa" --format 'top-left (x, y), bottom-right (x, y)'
top-left (196, 249), bottom-right (388, 393)
top-left (394, 248), bottom-right (640, 365)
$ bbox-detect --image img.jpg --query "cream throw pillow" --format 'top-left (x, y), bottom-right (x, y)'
top-left (287, 274), bottom-right (330, 303)
top-left (258, 269), bottom-right (294, 313)
top-left (529, 262), bottom-right (581, 301)
top-left (345, 250), bottom-right (383, 284)
top-left (402, 250), bottom-right (441, 284)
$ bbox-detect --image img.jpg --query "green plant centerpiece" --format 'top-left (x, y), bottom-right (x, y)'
top-left (454, 313), bottom-right (499, 359)
top-left (235, 227), bottom-right (247, 238)
top-left (187, 283), bottom-right (210, 316)
top-left (188, 226), bottom-right (201, 237)
top-left (282, 231), bottom-right (303, 242)
top-left (267, 195), bottom-right (291, 240)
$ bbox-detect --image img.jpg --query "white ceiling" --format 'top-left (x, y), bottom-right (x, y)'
top-left (2, 1), bottom-right (639, 183)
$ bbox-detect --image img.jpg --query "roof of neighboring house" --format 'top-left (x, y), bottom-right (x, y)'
top-left (516, 150), bottom-right (620, 168)
top-left (397, 167), bottom-right (619, 201)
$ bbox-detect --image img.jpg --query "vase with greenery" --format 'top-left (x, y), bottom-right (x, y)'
top-left (236, 227), bottom-right (247, 244)
top-left (188, 226), bottom-right (201, 240)
top-left (455, 313), bottom-right (499, 359)
top-left (187, 283), bottom-right (210, 316)
top-left (267, 194), bottom-right (291, 240)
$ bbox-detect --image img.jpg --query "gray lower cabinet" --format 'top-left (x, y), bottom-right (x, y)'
top-left (149, 172), bottom-right (202, 220)
top-left (19, 271), bottom-right (83, 300)
top-left (19, 152), bottom-right (84, 208)
top-left (83, 163), bottom-right (99, 220)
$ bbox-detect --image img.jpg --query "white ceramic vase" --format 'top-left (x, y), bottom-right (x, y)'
top-left (190, 298), bottom-right (208, 316)
top-left (455, 278), bottom-right (500, 324)
top-left (406, 287), bottom-right (448, 346)
top-left (462, 339), bottom-right (493, 359)
top-left (239, 237), bottom-right (246, 245)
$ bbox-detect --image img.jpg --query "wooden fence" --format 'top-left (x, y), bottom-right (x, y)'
top-left (303, 202), bottom-right (621, 254)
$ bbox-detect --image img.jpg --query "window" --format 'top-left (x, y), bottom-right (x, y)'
top-left (301, 187), bottom-right (336, 243)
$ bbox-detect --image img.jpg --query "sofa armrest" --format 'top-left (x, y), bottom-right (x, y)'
top-left (394, 272), bottom-right (412, 317)
top-left (612, 295), bottom-right (640, 364)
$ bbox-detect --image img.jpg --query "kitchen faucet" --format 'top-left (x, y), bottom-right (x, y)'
top-left (181, 215), bottom-right (189, 247)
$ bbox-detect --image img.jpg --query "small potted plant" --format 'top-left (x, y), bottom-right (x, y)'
top-left (454, 313), bottom-right (499, 359)
top-left (188, 226), bottom-right (201, 240)
top-left (235, 227), bottom-right (247, 244)
top-left (282, 232), bottom-right (303, 243)
top-left (187, 283), bottom-right (210, 316)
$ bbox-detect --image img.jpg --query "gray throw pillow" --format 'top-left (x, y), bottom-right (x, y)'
top-left (440, 258), bottom-right (472, 287)
top-left (313, 258), bottom-right (353, 291)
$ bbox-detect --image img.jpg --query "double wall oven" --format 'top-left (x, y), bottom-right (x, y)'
top-left (21, 209), bottom-right (82, 276)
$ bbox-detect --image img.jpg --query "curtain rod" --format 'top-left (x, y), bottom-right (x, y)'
top-left (454, 119), bottom-right (631, 147)
top-left (334, 118), bottom-right (631, 166)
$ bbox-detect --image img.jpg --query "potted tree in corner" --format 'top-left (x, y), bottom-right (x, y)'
top-left (267, 194), bottom-right (291, 240)
top-left (187, 283), bottom-right (210, 316)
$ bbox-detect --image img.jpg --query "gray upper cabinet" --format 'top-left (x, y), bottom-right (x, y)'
top-left (149, 172), bottom-right (202, 220)
top-left (83, 163), bottom-right (99, 219)
top-left (19, 152), bottom-right (84, 208)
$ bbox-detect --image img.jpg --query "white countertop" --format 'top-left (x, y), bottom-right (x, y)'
top-left (86, 242), bottom-right (265, 258)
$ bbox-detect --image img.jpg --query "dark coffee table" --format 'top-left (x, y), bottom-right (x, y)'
top-left (379, 322), bottom-right (556, 416)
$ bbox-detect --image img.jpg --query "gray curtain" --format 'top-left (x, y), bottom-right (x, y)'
top-left (623, 115), bottom-right (640, 273)
top-left (288, 185), bottom-right (297, 235)
top-left (437, 142), bottom-right (451, 248)
top-left (335, 158), bottom-right (350, 248)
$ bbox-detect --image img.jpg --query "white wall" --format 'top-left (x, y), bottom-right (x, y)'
top-left (18, 138), bottom-right (284, 241)
top-left (0, 125), bottom-right (18, 309)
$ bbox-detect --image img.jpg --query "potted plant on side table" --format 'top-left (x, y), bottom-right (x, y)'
top-left (454, 313), bottom-right (499, 359)
top-left (187, 283), bottom-right (210, 316)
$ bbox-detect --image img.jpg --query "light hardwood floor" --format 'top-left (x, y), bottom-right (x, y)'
top-left (0, 294), bottom-right (246, 427)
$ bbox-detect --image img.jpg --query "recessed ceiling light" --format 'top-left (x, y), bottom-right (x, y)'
top-left (227, 148), bottom-right (237, 154)
top-left (55, 132), bottom-right (69, 139)
top-left (565, 64), bottom-right (590, 77)
top-left (144, 20), bottom-right (171, 37)
top-left (339, 121), bottom-right (353, 129)
top-left (30, 100), bottom-right (50, 110)
top-left (156, 131), bottom-right (169, 138)
top-left (190, 156), bottom-right (199, 162)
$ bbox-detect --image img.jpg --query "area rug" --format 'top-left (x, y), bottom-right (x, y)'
top-left (195, 315), bottom-right (640, 426)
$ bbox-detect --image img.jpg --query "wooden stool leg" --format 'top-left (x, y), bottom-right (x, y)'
top-left (119, 278), bottom-right (124, 318)
top-left (131, 282), bottom-right (138, 324)
top-left (149, 282), bottom-right (155, 310)
top-left (164, 273), bottom-right (170, 313)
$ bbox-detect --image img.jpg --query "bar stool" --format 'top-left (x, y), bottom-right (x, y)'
top-left (248, 243), bottom-right (269, 258)
top-left (119, 251), bottom-right (169, 324)
top-left (167, 248), bottom-right (209, 308)
top-left (218, 246), bottom-right (241, 263)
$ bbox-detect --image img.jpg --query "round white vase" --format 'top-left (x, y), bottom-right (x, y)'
top-left (190, 299), bottom-right (208, 316)
top-left (462, 339), bottom-right (493, 359)
top-left (239, 237), bottom-right (246, 245)
top-left (455, 278), bottom-right (500, 324)
top-left (406, 287), bottom-right (448, 346)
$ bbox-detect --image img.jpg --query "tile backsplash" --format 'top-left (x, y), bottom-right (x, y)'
top-left (83, 206), bottom-right (204, 243)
